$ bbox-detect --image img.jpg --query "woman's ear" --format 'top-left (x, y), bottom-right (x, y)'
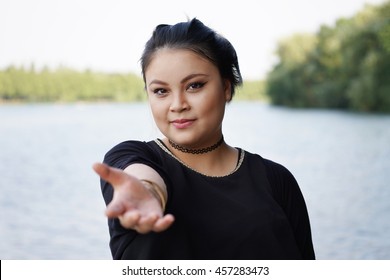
top-left (224, 79), bottom-right (232, 102)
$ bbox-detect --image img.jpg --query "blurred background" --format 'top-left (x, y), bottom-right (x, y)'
top-left (0, 0), bottom-right (389, 259)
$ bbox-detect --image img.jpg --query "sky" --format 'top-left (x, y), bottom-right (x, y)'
top-left (0, 0), bottom-right (387, 80)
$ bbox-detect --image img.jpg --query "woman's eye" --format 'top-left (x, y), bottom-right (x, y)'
top-left (187, 82), bottom-right (205, 91)
top-left (153, 88), bottom-right (167, 96)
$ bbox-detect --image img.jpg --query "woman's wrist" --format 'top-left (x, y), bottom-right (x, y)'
top-left (140, 179), bottom-right (167, 212)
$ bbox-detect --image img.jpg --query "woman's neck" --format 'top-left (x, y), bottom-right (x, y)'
top-left (162, 138), bottom-right (239, 177)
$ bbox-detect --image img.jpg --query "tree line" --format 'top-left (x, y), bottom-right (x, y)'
top-left (0, 65), bottom-right (266, 103)
top-left (266, 1), bottom-right (390, 112)
top-left (0, 65), bottom-right (146, 102)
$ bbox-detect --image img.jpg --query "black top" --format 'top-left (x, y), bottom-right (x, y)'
top-left (101, 139), bottom-right (315, 260)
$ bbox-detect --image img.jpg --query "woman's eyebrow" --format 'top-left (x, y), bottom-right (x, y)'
top-left (148, 79), bottom-right (168, 87)
top-left (148, 73), bottom-right (209, 87)
top-left (180, 73), bottom-right (208, 84)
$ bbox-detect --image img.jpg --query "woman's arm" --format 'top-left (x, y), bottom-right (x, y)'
top-left (263, 159), bottom-right (315, 259)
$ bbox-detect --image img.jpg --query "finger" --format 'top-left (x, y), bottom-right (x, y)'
top-left (136, 213), bottom-right (160, 234)
top-left (92, 162), bottom-right (128, 186)
top-left (105, 202), bottom-right (125, 218)
top-left (153, 214), bottom-right (175, 232)
top-left (119, 211), bottom-right (141, 229)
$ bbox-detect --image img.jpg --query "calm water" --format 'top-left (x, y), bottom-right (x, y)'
top-left (0, 102), bottom-right (389, 260)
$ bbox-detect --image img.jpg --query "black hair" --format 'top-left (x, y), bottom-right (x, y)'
top-left (140, 18), bottom-right (242, 99)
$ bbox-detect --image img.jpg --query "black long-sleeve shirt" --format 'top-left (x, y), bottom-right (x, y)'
top-left (101, 139), bottom-right (315, 260)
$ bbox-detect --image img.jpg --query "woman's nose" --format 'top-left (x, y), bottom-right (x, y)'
top-left (170, 92), bottom-right (190, 112)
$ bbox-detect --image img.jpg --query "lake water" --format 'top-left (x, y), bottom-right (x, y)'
top-left (0, 102), bottom-right (389, 260)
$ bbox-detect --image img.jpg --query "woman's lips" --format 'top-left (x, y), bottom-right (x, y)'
top-left (171, 119), bottom-right (195, 129)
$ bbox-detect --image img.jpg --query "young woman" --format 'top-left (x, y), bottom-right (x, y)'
top-left (93, 18), bottom-right (315, 260)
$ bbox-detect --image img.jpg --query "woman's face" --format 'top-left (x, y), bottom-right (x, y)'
top-left (145, 48), bottom-right (231, 149)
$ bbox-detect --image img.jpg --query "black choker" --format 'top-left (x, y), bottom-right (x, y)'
top-left (168, 136), bottom-right (224, 154)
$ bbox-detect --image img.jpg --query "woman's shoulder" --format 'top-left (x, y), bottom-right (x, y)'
top-left (107, 139), bottom-right (146, 151)
top-left (106, 139), bottom-right (161, 155)
top-left (263, 158), bottom-right (295, 181)
top-left (244, 150), bottom-right (305, 211)
top-left (103, 139), bottom-right (161, 169)
top-left (243, 150), bottom-right (298, 190)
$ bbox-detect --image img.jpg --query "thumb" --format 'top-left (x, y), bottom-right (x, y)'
top-left (92, 162), bottom-right (128, 186)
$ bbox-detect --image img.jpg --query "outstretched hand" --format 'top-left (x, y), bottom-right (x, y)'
top-left (92, 162), bottom-right (174, 234)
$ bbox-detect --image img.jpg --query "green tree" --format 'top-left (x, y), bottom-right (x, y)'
top-left (266, 1), bottom-right (390, 113)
